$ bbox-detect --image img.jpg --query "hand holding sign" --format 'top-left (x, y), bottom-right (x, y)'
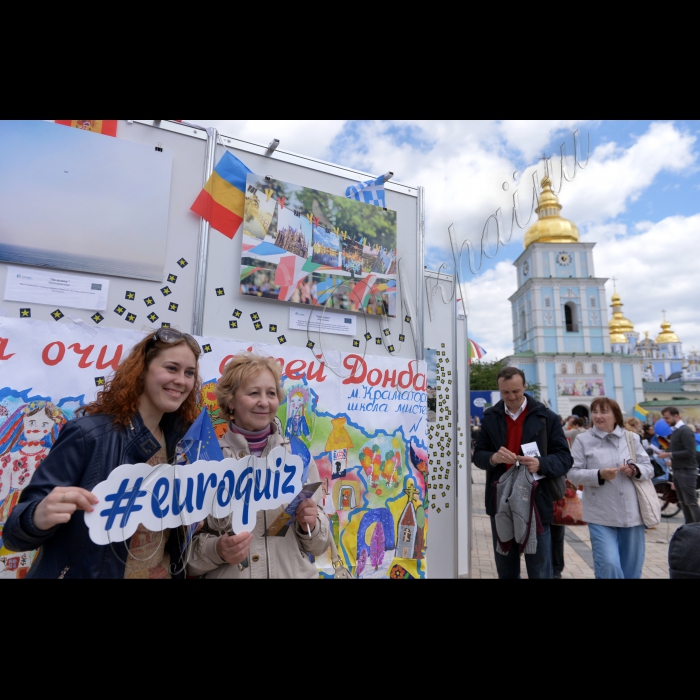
top-left (83, 447), bottom-right (304, 545)
top-left (216, 531), bottom-right (253, 566)
top-left (33, 486), bottom-right (99, 531)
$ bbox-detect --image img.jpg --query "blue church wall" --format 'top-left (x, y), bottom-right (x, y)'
top-left (542, 252), bottom-right (550, 277)
top-left (651, 362), bottom-right (665, 380)
top-left (604, 364), bottom-right (615, 398)
top-left (564, 337), bottom-right (585, 353)
top-left (579, 252), bottom-right (588, 277)
top-left (545, 338), bottom-right (558, 353)
top-left (621, 364), bottom-right (635, 416)
top-left (670, 361), bottom-right (683, 374)
top-left (587, 288), bottom-right (601, 313)
top-left (541, 286), bottom-right (553, 306)
top-left (555, 263), bottom-right (571, 278)
top-left (590, 337), bottom-right (605, 353)
top-left (522, 364), bottom-right (538, 387)
top-left (545, 363), bottom-right (558, 414)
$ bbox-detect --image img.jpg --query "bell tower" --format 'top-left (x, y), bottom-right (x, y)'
top-left (506, 176), bottom-right (644, 417)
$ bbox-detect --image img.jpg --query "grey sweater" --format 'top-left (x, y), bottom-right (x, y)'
top-left (669, 425), bottom-right (698, 470)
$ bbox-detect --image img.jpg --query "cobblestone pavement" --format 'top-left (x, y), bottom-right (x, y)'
top-left (468, 466), bottom-right (683, 579)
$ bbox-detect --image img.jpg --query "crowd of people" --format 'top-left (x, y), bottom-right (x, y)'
top-left (473, 367), bottom-right (700, 579)
top-left (4, 332), bottom-right (697, 578)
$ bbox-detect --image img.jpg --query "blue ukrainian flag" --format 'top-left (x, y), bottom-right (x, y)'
top-left (633, 404), bottom-right (649, 422)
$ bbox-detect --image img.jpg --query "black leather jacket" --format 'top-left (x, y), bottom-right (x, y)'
top-left (4, 411), bottom-right (190, 579)
top-left (473, 395), bottom-right (573, 525)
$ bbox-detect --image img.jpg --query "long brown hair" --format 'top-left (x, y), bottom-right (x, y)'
top-left (79, 331), bottom-right (201, 426)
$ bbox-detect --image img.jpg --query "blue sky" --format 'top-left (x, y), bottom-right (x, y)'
top-left (193, 120), bottom-right (700, 361)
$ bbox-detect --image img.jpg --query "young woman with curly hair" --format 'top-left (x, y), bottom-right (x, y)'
top-left (3, 329), bottom-right (201, 578)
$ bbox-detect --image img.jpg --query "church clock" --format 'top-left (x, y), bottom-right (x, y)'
top-left (556, 251), bottom-right (572, 266)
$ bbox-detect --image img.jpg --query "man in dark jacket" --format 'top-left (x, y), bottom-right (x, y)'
top-left (659, 406), bottom-right (700, 524)
top-left (473, 367), bottom-right (573, 579)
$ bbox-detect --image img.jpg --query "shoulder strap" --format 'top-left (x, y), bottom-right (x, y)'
top-left (624, 430), bottom-right (637, 461)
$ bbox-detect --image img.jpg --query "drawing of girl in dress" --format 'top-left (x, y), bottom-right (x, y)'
top-left (285, 385), bottom-right (312, 483)
top-left (0, 401), bottom-right (66, 549)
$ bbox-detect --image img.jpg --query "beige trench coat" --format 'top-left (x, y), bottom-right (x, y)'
top-left (186, 423), bottom-right (331, 578)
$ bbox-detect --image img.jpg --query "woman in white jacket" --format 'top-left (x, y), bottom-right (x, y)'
top-left (569, 397), bottom-right (654, 579)
top-left (187, 354), bottom-right (331, 578)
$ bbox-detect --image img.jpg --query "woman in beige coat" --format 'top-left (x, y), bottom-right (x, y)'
top-left (187, 354), bottom-right (331, 578)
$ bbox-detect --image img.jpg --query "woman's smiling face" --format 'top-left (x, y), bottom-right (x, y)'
top-left (229, 370), bottom-right (280, 432)
top-left (140, 344), bottom-right (197, 418)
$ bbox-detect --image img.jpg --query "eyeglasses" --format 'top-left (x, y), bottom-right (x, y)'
top-left (147, 328), bottom-right (201, 355)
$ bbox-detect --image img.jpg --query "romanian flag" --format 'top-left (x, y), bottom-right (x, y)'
top-left (191, 151), bottom-right (251, 239)
top-left (55, 120), bottom-right (117, 137)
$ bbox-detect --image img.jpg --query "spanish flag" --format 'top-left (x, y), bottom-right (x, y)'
top-left (191, 151), bottom-right (251, 239)
top-left (55, 120), bottom-right (117, 136)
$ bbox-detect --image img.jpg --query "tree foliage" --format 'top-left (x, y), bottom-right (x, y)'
top-left (469, 359), bottom-right (507, 390)
top-left (469, 358), bottom-right (541, 400)
top-left (294, 189), bottom-right (396, 250)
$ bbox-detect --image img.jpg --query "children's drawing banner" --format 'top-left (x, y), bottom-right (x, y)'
top-left (240, 174), bottom-right (398, 317)
top-left (0, 318), bottom-right (428, 579)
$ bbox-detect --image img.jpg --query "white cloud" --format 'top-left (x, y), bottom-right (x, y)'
top-left (593, 213), bottom-right (700, 352)
top-left (557, 122), bottom-right (697, 225)
top-left (459, 261), bottom-right (517, 361)
top-left (499, 120), bottom-right (593, 161)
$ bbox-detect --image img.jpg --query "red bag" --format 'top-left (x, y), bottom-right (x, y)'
top-left (552, 480), bottom-right (586, 526)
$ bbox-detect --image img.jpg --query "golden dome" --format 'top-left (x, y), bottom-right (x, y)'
top-left (656, 318), bottom-right (680, 344)
top-left (609, 332), bottom-right (628, 344)
top-left (523, 176), bottom-right (580, 248)
top-left (608, 288), bottom-right (634, 341)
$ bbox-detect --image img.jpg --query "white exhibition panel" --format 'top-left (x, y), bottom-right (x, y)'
top-left (0, 120), bottom-right (208, 333)
top-left (456, 316), bottom-right (471, 577)
top-left (201, 140), bottom-right (422, 362)
top-left (423, 271), bottom-right (459, 578)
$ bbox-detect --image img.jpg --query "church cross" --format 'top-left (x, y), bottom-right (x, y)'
top-left (403, 481), bottom-right (419, 503)
top-left (540, 152), bottom-right (550, 178)
top-left (662, 308), bottom-right (667, 320)
top-left (611, 275), bottom-right (618, 291)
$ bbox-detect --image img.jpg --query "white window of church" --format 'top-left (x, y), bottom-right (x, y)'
top-left (590, 297), bottom-right (596, 308)
top-left (545, 297), bottom-right (551, 308)
top-left (591, 363), bottom-right (598, 374)
top-left (673, 346), bottom-right (677, 357)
